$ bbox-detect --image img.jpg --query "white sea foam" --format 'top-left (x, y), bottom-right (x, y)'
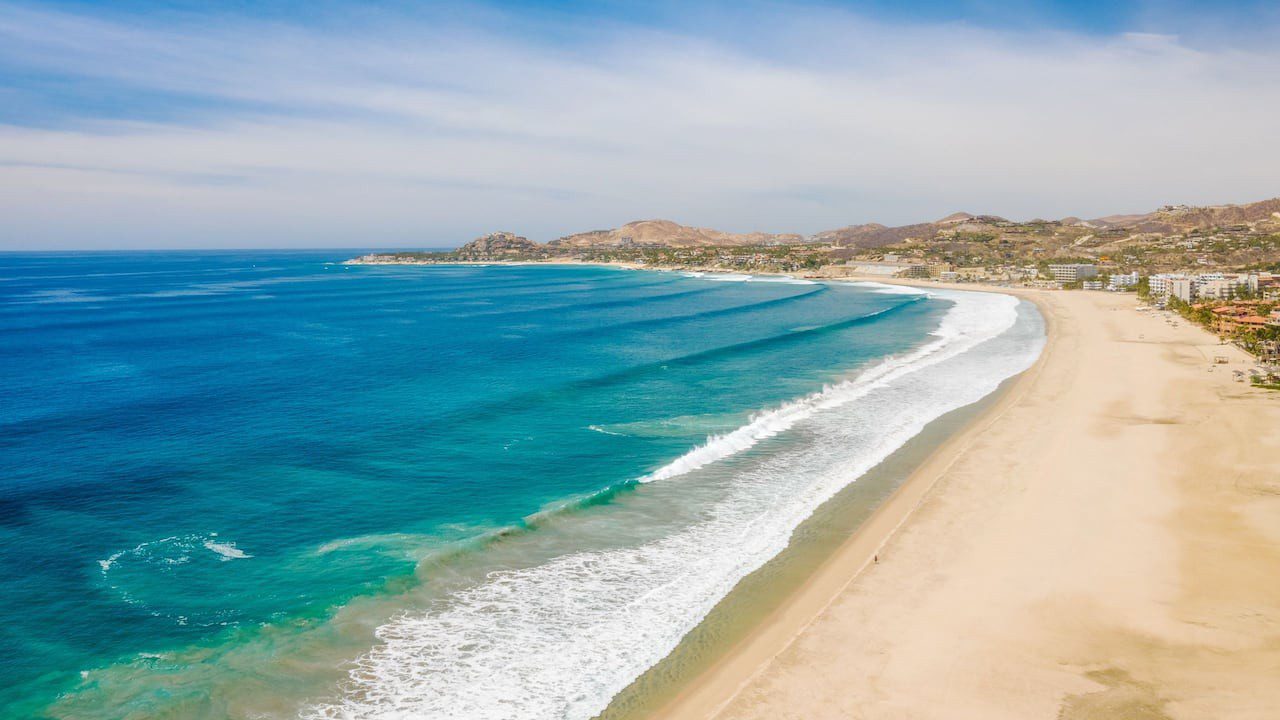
top-left (98, 551), bottom-right (124, 572)
top-left (679, 271), bottom-right (816, 285)
top-left (304, 289), bottom-right (1044, 720)
top-left (15, 288), bottom-right (113, 304)
top-left (637, 289), bottom-right (1012, 484)
top-left (203, 540), bottom-right (252, 561)
top-left (100, 534), bottom-right (250, 580)
top-left (745, 274), bottom-right (818, 284)
top-left (587, 424), bottom-right (626, 436)
top-left (844, 280), bottom-right (931, 295)
top-left (99, 534), bottom-right (250, 620)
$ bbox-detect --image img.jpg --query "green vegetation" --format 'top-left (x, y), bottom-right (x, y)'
top-left (575, 244), bottom-right (832, 273)
top-left (1238, 325), bottom-right (1280, 356)
top-left (1134, 276), bottom-right (1151, 300)
top-left (1167, 296), bottom-right (1211, 325)
top-left (1251, 376), bottom-right (1280, 391)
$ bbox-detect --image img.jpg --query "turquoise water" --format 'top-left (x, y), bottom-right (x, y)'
top-left (0, 252), bottom-right (1041, 719)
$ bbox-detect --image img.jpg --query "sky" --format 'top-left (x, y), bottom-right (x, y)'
top-left (1, 1), bottom-right (1279, 249)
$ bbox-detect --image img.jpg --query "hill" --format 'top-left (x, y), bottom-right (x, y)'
top-left (810, 197), bottom-right (1280, 250)
top-left (347, 196), bottom-right (1280, 275)
top-left (548, 219), bottom-right (804, 249)
top-left (454, 232), bottom-right (544, 259)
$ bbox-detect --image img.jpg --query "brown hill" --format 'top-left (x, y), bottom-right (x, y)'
top-left (548, 219), bottom-right (804, 249)
top-left (811, 222), bottom-right (937, 248)
top-left (814, 197), bottom-right (1280, 249)
top-left (935, 212), bottom-right (976, 225)
top-left (1091, 197), bottom-right (1280, 232)
top-left (455, 232), bottom-right (543, 259)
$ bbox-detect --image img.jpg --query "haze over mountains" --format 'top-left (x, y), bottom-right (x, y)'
top-left (452, 197), bottom-right (1280, 254)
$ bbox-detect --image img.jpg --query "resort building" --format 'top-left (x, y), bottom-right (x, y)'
top-left (1169, 278), bottom-right (1194, 302)
top-left (1148, 272), bottom-right (1260, 302)
top-left (1108, 272), bottom-right (1140, 291)
top-left (1082, 280), bottom-right (1104, 290)
top-left (900, 263), bottom-right (930, 278)
top-left (1207, 303), bottom-right (1274, 335)
top-left (1260, 273), bottom-right (1280, 300)
top-left (1198, 275), bottom-right (1256, 301)
top-left (1048, 264), bottom-right (1098, 282)
top-left (846, 260), bottom-right (929, 278)
top-left (926, 261), bottom-right (954, 278)
top-left (1148, 273), bottom-right (1185, 297)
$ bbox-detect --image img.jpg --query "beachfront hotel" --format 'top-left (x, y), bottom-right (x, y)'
top-left (1047, 264), bottom-right (1099, 283)
top-left (1148, 272), bottom-right (1272, 302)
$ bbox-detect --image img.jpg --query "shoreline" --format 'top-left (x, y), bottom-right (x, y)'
top-left (638, 282), bottom-right (1052, 719)
top-left (351, 256), bottom-right (1064, 718)
top-left (342, 255), bottom-right (1034, 287)
top-left (348, 257), bottom-right (1280, 716)
top-left (586, 280), bottom-right (1052, 720)
top-left (646, 286), bottom-right (1280, 718)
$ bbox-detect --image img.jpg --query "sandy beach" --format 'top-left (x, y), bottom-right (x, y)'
top-left (656, 286), bottom-right (1280, 720)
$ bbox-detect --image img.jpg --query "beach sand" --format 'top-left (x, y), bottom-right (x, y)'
top-left (655, 287), bottom-right (1280, 720)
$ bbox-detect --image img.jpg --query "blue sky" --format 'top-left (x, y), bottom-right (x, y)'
top-left (2, 0), bottom-right (1279, 249)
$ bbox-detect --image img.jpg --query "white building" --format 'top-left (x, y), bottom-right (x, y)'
top-left (1169, 277), bottom-right (1194, 302)
top-left (1198, 276), bottom-right (1251, 300)
top-left (849, 261), bottom-right (925, 277)
top-left (1108, 272), bottom-right (1140, 291)
top-left (1048, 264), bottom-right (1099, 282)
top-left (1148, 273), bottom-right (1184, 297)
top-left (1148, 272), bottom-right (1258, 302)
top-left (1082, 280), bottom-right (1104, 290)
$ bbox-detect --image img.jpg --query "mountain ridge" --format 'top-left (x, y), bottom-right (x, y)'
top-left (450, 197), bottom-right (1280, 253)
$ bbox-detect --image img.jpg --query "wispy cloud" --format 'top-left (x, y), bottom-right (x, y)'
top-left (1, 1), bottom-right (1279, 249)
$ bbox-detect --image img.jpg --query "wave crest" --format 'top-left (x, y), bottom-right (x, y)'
top-left (302, 288), bottom-right (1042, 720)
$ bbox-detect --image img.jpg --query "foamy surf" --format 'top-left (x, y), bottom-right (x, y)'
top-left (637, 288), bottom-right (1015, 484)
top-left (678, 271), bottom-right (816, 285)
top-left (202, 540), bottom-right (252, 561)
top-left (845, 280), bottom-right (932, 295)
top-left (303, 288), bottom-right (1044, 720)
top-left (587, 424), bottom-right (626, 436)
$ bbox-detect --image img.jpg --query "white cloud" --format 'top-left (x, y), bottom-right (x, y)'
top-left (1, 3), bottom-right (1279, 248)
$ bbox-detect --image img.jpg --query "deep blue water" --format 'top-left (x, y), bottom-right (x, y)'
top-left (0, 251), bottom-right (951, 717)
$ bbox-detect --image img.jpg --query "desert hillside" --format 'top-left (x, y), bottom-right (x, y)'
top-left (548, 219), bottom-right (804, 248)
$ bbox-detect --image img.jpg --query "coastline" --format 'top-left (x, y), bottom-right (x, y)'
top-left (632, 281), bottom-right (1052, 719)
top-left (343, 258), bottom-right (649, 271)
top-left (349, 257), bottom-right (1063, 717)
top-left (342, 256), bottom-right (1023, 290)
top-left (586, 279), bottom-right (1051, 720)
top-left (20, 259), bottom-right (1037, 719)
top-left (345, 257), bottom-right (1280, 716)
top-left (644, 286), bottom-right (1280, 719)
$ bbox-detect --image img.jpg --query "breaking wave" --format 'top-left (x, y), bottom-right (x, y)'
top-left (303, 288), bottom-right (1043, 720)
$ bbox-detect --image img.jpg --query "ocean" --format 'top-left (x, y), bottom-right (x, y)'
top-left (0, 251), bottom-right (1043, 719)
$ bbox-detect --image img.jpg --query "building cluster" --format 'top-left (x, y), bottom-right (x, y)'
top-left (846, 259), bottom-right (933, 278)
top-left (1044, 264), bottom-right (1139, 291)
top-left (1147, 272), bottom-right (1279, 302)
top-left (1201, 302), bottom-right (1280, 335)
